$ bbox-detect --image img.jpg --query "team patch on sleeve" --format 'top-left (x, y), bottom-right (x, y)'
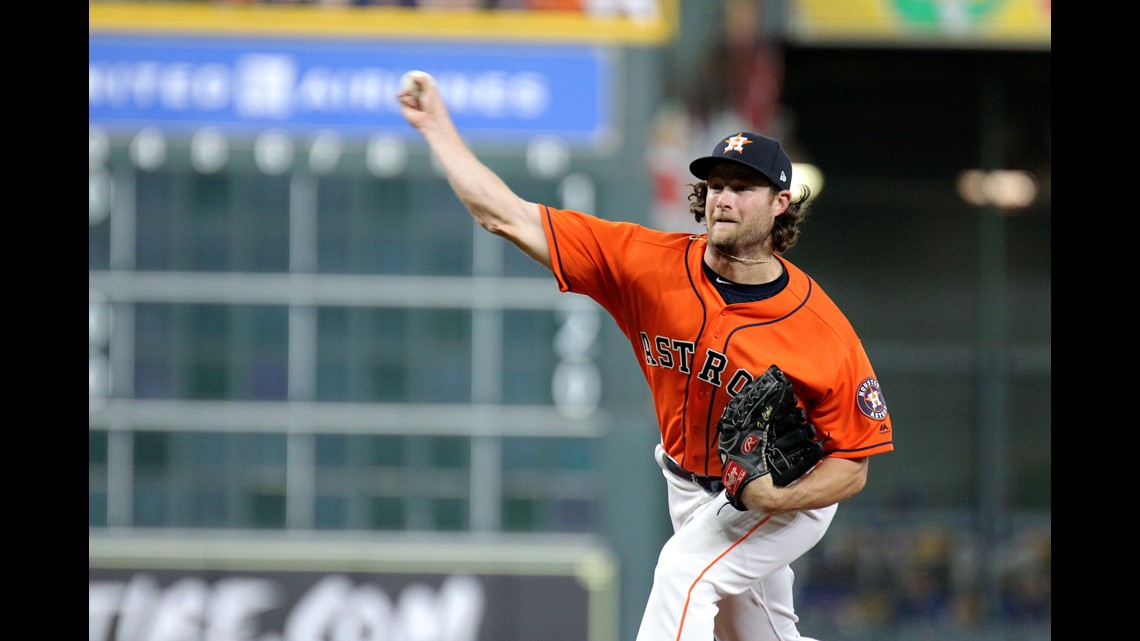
top-left (855, 377), bottom-right (889, 421)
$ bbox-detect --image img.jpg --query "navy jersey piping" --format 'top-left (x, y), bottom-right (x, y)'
top-left (828, 442), bottom-right (893, 455)
top-left (704, 274), bottom-right (815, 454)
top-left (681, 236), bottom-right (709, 474)
top-left (542, 205), bottom-right (569, 291)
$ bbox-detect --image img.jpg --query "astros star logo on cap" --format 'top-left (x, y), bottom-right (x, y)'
top-left (723, 134), bottom-right (752, 154)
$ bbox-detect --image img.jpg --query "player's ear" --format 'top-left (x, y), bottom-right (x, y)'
top-left (771, 189), bottom-right (792, 217)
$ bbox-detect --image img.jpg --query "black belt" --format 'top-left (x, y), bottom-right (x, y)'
top-left (661, 453), bottom-right (724, 494)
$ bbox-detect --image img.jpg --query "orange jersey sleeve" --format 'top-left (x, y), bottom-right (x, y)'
top-left (539, 205), bottom-right (893, 476)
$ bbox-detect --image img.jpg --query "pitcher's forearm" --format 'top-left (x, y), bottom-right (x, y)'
top-left (420, 123), bottom-right (528, 236)
top-left (398, 71), bottom-right (550, 269)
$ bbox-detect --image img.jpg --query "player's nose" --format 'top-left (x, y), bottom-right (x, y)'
top-left (715, 191), bottom-right (736, 211)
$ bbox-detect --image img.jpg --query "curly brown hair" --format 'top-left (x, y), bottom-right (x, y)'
top-left (687, 182), bottom-right (812, 254)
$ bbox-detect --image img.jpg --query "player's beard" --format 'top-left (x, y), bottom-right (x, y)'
top-left (707, 214), bottom-right (775, 258)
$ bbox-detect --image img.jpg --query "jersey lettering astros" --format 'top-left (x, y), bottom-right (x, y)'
top-left (540, 206), bottom-right (894, 478)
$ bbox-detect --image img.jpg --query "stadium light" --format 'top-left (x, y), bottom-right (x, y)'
top-left (957, 169), bottom-right (1038, 211)
top-left (255, 130), bottom-right (295, 175)
top-left (367, 134), bottom-right (408, 178)
top-left (191, 127), bottom-right (230, 174)
top-left (792, 162), bottom-right (824, 201)
top-left (90, 126), bottom-right (109, 169)
top-left (527, 135), bottom-right (570, 179)
top-left (309, 130), bottom-right (345, 176)
top-left (130, 127), bottom-right (167, 171)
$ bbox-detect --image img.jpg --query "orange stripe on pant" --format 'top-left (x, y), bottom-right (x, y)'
top-left (674, 515), bottom-right (771, 641)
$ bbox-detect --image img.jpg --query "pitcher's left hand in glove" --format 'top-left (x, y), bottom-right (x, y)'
top-left (717, 364), bottom-right (825, 511)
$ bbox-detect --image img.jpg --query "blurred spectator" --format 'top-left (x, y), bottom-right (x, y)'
top-left (895, 528), bottom-right (955, 622)
top-left (414, 0), bottom-right (483, 7)
top-left (207, 0), bottom-right (661, 12)
top-left (688, 0), bottom-right (782, 135)
top-left (646, 0), bottom-right (785, 232)
top-left (584, 0), bottom-right (657, 19)
top-left (489, 0), bottom-right (583, 9)
top-left (793, 521), bottom-right (1052, 630)
top-left (485, 0), bottom-right (660, 14)
top-left (999, 529), bottom-right (1051, 623)
top-left (800, 529), bottom-right (860, 615)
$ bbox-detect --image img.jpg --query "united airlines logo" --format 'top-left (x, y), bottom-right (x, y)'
top-left (856, 377), bottom-right (888, 421)
top-left (722, 134), bottom-right (752, 154)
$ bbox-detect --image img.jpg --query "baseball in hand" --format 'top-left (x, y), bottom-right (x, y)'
top-left (400, 70), bottom-right (430, 99)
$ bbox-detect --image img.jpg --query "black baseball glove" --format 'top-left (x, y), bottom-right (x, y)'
top-left (717, 364), bottom-right (825, 511)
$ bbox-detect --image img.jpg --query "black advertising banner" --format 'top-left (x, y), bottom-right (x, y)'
top-left (90, 536), bottom-right (617, 641)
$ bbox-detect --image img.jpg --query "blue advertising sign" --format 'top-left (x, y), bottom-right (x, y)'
top-left (89, 35), bottom-right (615, 146)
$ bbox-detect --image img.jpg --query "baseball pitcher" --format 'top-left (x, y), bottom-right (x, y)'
top-left (398, 71), bottom-right (893, 641)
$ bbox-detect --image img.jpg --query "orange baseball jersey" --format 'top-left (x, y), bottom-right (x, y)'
top-left (540, 205), bottom-right (894, 478)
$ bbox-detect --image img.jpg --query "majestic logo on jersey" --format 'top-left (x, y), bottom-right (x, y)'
top-left (856, 377), bottom-right (888, 421)
top-left (722, 134), bottom-right (752, 154)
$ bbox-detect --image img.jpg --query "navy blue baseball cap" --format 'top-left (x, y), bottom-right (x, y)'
top-left (689, 132), bottom-right (793, 191)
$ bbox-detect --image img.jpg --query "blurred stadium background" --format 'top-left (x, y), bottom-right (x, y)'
top-left (89, 1), bottom-right (1050, 640)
